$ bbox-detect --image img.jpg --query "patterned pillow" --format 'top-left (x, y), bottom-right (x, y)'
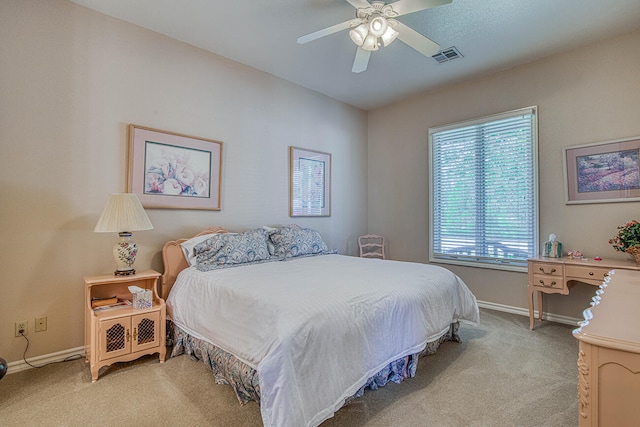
top-left (269, 226), bottom-right (329, 259)
top-left (181, 232), bottom-right (235, 266)
top-left (194, 228), bottom-right (271, 269)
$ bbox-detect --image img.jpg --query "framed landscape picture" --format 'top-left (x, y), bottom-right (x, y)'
top-left (564, 136), bottom-right (640, 204)
top-left (127, 125), bottom-right (222, 210)
top-left (289, 146), bottom-right (331, 217)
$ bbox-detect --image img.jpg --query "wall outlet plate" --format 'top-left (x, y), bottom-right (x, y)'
top-left (35, 317), bottom-right (47, 332)
top-left (15, 320), bottom-right (28, 337)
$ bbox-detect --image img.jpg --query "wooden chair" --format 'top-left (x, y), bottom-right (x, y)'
top-left (358, 234), bottom-right (385, 260)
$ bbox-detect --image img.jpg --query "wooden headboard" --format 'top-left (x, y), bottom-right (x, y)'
top-left (161, 226), bottom-right (230, 299)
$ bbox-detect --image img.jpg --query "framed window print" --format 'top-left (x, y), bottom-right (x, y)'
top-left (564, 136), bottom-right (640, 204)
top-left (289, 146), bottom-right (331, 217)
top-left (127, 125), bottom-right (222, 210)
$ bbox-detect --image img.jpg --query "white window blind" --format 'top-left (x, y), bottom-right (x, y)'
top-left (429, 107), bottom-right (538, 270)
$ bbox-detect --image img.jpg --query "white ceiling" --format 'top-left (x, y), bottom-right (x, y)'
top-left (68, 0), bottom-right (640, 110)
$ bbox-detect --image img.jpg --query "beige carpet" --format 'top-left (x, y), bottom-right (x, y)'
top-left (0, 309), bottom-right (578, 426)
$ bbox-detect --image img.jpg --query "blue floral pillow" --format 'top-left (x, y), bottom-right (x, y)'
top-left (194, 228), bottom-right (271, 270)
top-left (269, 226), bottom-right (330, 259)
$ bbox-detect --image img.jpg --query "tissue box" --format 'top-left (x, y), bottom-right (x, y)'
top-left (132, 289), bottom-right (152, 309)
top-left (542, 240), bottom-right (562, 258)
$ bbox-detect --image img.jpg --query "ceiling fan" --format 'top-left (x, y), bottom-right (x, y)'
top-left (297, 0), bottom-right (452, 73)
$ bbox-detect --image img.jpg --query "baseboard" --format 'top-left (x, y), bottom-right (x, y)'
top-left (6, 346), bottom-right (85, 375)
top-left (477, 300), bottom-right (581, 327)
top-left (5, 303), bottom-right (579, 375)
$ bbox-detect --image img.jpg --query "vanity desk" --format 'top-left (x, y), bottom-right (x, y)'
top-left (527, 256), bottom-right (640, 330)
top-left (573, 269), bottom-right (640, 426)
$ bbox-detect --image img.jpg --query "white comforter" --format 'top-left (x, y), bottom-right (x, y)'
top-left (167, 254), bottom-right (479, 427)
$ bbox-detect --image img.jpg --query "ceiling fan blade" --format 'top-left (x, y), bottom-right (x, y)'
top-left (297, 20), bottom-right (354, 44)
top-left (345, 0), bottom-right (372, 9)
top-left (391, 0), bottom-right (452, 17)
top-left (352, 47), bottom-right (371, 73)
top-left (395, 22), bottom-right (441, 58)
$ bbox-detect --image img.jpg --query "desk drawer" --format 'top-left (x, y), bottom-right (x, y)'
top-left (531, 262), bottom-right (563, 277)
top-left (532, 274), bottom-right (565, 290)
top-left (565, 265), bottom-right (611, 284)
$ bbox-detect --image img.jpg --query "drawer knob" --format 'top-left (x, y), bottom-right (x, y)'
top-left (539, 267), bottom-right (556, 274)
top-left (589, 272), bottom-right (594, 276)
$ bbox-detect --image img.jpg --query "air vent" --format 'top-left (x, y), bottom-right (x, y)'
top-left (432, 47), bottom-right (463, 64)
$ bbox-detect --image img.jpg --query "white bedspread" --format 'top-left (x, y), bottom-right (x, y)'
top-left (167, 254), bottom-right (479, 427)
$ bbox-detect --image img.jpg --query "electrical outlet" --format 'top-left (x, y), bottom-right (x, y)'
top-left (15, 321), bottom-right (28, 337)
top-left (35, 317), bottom-right (47, 332)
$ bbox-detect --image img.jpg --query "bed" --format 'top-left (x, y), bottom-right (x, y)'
top-left (162, 226), bottom-right (479, 427)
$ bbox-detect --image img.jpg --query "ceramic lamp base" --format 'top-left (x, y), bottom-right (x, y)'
top-left (113, 232), bottom-right (138, 276)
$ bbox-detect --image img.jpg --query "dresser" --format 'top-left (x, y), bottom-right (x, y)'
top-left (573, 269), bottom-right (640, 426)
top-left (527, 256), bottom-right (640, 330)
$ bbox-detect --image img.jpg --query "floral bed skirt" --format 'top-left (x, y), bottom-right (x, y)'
top-left (168, 320), bottom-right (460, 406)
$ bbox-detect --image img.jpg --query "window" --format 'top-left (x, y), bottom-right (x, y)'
top-left (428, 107), bottom-right (538, 271)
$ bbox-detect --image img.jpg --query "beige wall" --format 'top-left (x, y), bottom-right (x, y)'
top-left (368, 29), bottom-right (640, 319)
top-left (0, 0), bottom-right (368, 362)
top-left (3, 0), bottom-right (639, 365)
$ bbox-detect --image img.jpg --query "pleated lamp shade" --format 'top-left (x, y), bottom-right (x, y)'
top-left (94, 193), bottom-right (153, 233)
top-left (94, 193), bottom-right (153, 275)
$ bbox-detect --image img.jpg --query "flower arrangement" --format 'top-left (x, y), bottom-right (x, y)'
top-left (609, 220), bottom-right (640, 262)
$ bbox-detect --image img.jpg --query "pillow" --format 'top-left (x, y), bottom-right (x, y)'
top-left (269, 226), bottom-right (329, 259)
top-left (181, 232), bottom-right (230, 266)
top-left (194, 228), bottom-right (271, 268)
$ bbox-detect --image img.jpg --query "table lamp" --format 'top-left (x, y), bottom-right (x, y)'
top-left (94, 193), bottom-right (153, 276)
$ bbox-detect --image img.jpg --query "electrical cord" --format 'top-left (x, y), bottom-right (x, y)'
top-left (19, 331), bottom-right (83, 369)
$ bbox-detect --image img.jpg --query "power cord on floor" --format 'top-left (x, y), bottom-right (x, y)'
top-left (19, 331), bottom-right (83, 369)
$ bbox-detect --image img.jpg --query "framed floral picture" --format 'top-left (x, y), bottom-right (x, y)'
top-left (564, 136), bottom-right (640, 204)
top-left (127, 125), bottom-right (222, 210)
top-left (289, 146), bottom-right (331, 217)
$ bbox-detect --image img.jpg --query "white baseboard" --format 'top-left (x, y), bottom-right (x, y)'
top-left (5, 302), bottom-right (579, 375)
top-left (477, 300), bottom-right (581, 327)
top-left (6, 346), bottom-right (85, 375)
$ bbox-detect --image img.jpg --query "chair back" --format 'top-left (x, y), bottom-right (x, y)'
top-left (358, 234), bottom-right (385, 259)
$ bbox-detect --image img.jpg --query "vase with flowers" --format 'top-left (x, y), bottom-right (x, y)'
top-left (609, 220), bottom-right (640, 264)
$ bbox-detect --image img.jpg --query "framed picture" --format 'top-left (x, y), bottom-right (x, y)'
top-left (564, 136), bottom-right (640, 204)
top-left (289, 146), bottom-right (331, 217)
top-left (127, 124), bottom-right (222, 210)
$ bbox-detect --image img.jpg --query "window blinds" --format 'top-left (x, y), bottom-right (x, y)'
top-left (429, 107), bottom-right (538, 270)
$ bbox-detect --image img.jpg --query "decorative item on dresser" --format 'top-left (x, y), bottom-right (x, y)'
top-left (527, 256), bottom-right (640, 330)
top-left (94, 193), bottom-right (153, 276)
top-left (609, 219), bottom-right (640, 264)
top-left (84, 270), bottom-right (165, 382)
top-left (573, 269), bottom-right (640, 426)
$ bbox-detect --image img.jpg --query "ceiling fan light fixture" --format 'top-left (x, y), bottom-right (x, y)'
top-left (368, 16), bottom-right (388, 38)
top-left (349, 23), bottom-right (368, 46)
top-left (381, 25), bottom-right (399, 46)
top-left (361, 33), bottom-right (379, 51)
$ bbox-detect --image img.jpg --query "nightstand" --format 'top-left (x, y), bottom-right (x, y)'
top-left (84, 270), bottom-right (166, 382)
